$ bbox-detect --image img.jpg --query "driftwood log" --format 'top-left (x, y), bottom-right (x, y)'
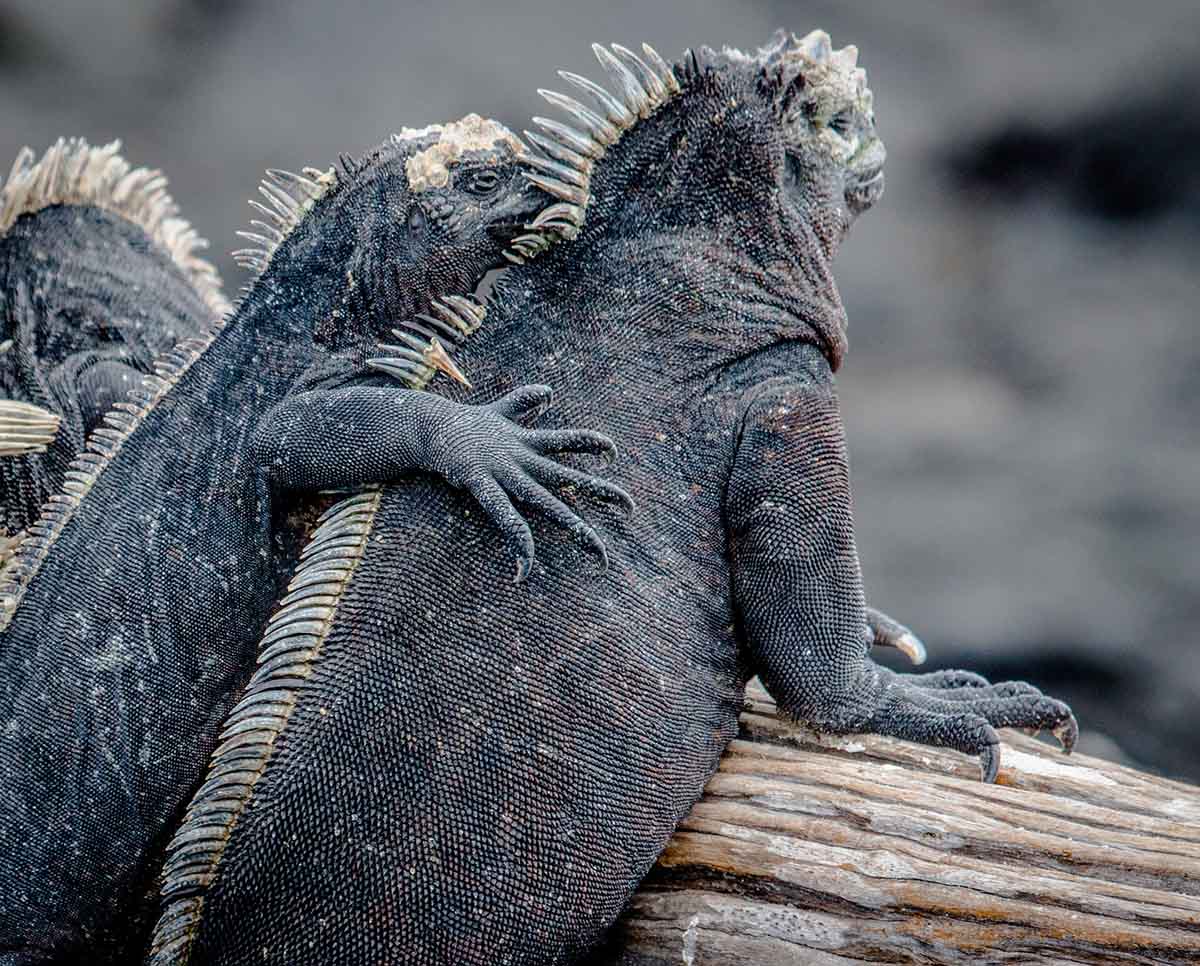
top-left (597, 682), bottom-right (1200, 965)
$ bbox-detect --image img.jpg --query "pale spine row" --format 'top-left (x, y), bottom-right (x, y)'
top-left (0, 148), bottom-right (339, 623)
top-left (0, 138), bottom-right (231, 319)
top-left (148, 490), bottom-right (383, 966)
top-left (0, 138), bottom-right (234, 456)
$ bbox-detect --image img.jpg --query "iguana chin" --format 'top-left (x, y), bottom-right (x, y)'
top-left (0, 139), bottom-right (228, 547)
top-left (0, 118), bottom-right (627, 964)
top-left (149, 31), bottom-right (1077, 965)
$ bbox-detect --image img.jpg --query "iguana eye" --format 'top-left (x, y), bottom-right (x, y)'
top-left (464, 170), bottom-right (501, 195)
top-left (829, 112), bottom-right (852, 137)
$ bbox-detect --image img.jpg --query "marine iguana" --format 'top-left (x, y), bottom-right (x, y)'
top-left (0, 139), bottom-right (228, 544)
top-left (150, 32), bottom-right (1077, 965)
top-left (0, 117), bottom-right (626, 964)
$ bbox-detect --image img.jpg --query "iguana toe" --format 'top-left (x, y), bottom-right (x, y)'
top-left (489, 382), bottom-right (554, 420)
top-left (525, 427), bottom-right (619, 463)
top-left (834, 665), bottom-right (1076, 782)
top-left (519, 452), bottom-right (635, 515)
top-left (500, 468), bottom-right (611, 571)
top-left (1054, 713), bottom-right (1080, 754)
top-left (900, 668), bottom-right (990, 689)
top-left (865, 606), bottom-right (927, 665)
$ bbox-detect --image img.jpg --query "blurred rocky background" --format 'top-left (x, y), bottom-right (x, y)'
top-left (1, 0), bottom-right (1196, 778)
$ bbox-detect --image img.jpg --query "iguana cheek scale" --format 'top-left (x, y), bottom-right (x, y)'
top-left (151, 33), bottom-right (1077, 964)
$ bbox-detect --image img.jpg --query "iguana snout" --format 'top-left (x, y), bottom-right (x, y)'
top-left (484, 173), bottom-right (557, 245)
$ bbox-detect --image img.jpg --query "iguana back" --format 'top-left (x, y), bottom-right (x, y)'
top-left (0, 140), bottom-right (227, 542)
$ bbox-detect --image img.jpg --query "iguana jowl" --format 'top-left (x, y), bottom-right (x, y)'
top-left (0, 139), bottom-right (227, 543)
top-left (0, 118), bottom-right (626, 963)
top-left (151, 32), bottom-right (1077, 965)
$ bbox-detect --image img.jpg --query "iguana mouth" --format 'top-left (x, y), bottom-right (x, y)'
top-left (485, 178), bottom-right (554, 244)
top-left (846, 142), bottom-right (886, 215)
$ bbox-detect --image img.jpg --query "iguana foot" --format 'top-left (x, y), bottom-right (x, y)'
top-left (833, 664), bottom-right (1077, 782)
top-left (439, 384), bottom-right (634, 581)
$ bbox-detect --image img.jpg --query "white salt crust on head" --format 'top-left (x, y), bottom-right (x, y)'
top-left (399, 113), bottom-right (526, 193)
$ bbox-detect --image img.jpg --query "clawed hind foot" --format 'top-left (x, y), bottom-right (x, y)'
top-left (855, 664), bottom-right (1077, 782)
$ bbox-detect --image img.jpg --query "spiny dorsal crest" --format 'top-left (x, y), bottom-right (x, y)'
top-left (372, 44), bottom-right (683, 393)
top-left (0, 138), bottom-right (230, 318)
top-left (231, 165), bottom-right (337, 277)
top-left (523, 41), bottom-right (681, 241)
top-left (0, 400), bottom-right (61, 457)
top-left (149, 489), bottom-right (384, 966)
top-left (367, 293), bottom-right (483, 390)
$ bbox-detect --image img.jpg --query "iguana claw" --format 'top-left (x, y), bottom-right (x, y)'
top-left (811, 664), bottom-right (1077, 783)
top-left (865, 606), bottom-right (927, 665)
top-left (1053, 714), bottom-right (1079, 754)
top-left (980, 742), bottom-right (1001, 783)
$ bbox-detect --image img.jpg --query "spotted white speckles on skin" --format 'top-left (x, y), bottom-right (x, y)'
top-left (401, 113), bottom-right (526, 193)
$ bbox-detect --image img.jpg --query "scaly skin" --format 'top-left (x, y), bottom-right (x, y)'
top-left (0, 206), bottom-right (215, 534)
top-left (0, 141), bottom-right (227, 540)
top-left (151, 33), bottom-right (1076, 966)
top-left (0, 121), bottom-right (623, 964)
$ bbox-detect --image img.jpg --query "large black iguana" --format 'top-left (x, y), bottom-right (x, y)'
top-left (149, 31), bottom-right (1077, 965)
top-left (0, 117), bottom-right (628, 964)
top-left (0, 139), bottom-right (228, 547)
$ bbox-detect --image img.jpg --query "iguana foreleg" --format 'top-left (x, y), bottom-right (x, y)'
top-left (253, 383), bottom-right (632, 580)
top-left (727, 344), bottom-right (1076, 781)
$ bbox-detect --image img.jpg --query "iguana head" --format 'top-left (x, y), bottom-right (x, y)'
top-left (522, 31), bottom-right (883, 237)
top-left (510, 30), bottom-right (883, 368)
top-left (760, 30), bottom-right (885, 232)
top-left (340, 114), bottom-right (554, 328)
top-left (237, 115), bottom-right (558, 361)
top-left (342, 114), bottom-right (565, 387)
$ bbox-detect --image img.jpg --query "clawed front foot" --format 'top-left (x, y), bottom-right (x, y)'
top-left (831, 663), bottom-right (1078, 782)
top-left (437, 384), bottom-right (634, 581)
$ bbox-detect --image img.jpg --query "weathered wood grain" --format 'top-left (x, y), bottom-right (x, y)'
top-left (598, 682), bottom-right (1200, 965)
